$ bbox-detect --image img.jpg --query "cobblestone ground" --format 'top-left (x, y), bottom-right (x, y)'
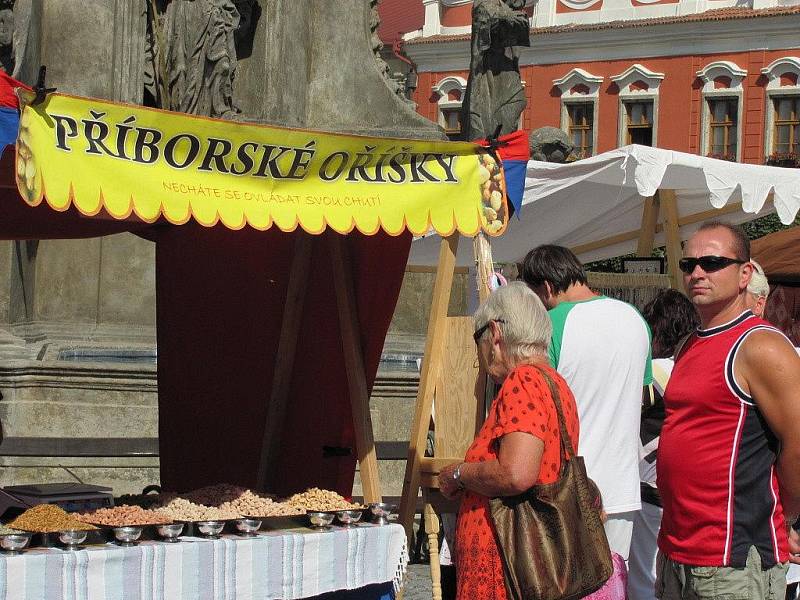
top-left (400, 563), bottom-right (433, 600)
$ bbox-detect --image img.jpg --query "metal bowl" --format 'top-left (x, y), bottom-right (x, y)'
top-left (111, 526), bottom-right (143, 546)
top-left (57, 529), bottom-right (89, 549)
top-left (0, 532), bottom-right (31, 554)
top-left (195, 520), bottom-right (225, 538)
top-left (235, 518), bottom-right (262, 536)
top-left (155, 522), bottom-right (184, 542)
top-left (306, 511), bottom-right (335, 529)
top-left (336, 509), bottom-right (363, 526)
top-left (368, 502), bottom-right (396, 525)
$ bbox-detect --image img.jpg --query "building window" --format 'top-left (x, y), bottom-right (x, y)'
top-left (624, 101), bottom-right (653, 146)
top-left (441, 107), bottom-right (462, 137)
top-left (611, 64), bottom-right (663, 148)
top-left (567, 103), bottom-right (594, 158)
top-left (696, 61), bottom-right (746, 161)
top-left (554, 68), bottom-right (603, 160)
top-left (773, 96), bottom-right (800, 155)
top-left (432, 76), bottom-right (468, 141)
top-left (707, 98), bottom-right (738, 158)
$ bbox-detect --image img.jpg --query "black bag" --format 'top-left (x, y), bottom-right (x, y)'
top-left (489, 366), bottom-right (612, 600)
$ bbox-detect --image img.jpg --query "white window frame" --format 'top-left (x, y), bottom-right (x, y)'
top-left (432, 75), bottom-right (468, 136)
top-left (611, 64), bottom-right (664, 148)
top-left (697, 61), bottom-right (747, 161)
top-left (761, 57), bottom-right (800, 158)
top-left (554, 69), bottom-right (603, 158)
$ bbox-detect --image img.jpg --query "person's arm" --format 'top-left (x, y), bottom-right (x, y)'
top-left (438, 432), bottom-right (544, 499)
top-left (737, 330), bottom-right (800, 521)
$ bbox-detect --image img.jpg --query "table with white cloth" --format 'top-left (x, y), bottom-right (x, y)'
top-left (0, 522), bottom-right (407, 600)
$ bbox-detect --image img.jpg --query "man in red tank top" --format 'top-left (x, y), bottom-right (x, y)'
top-left (656, 222), bottom-right (800, 600)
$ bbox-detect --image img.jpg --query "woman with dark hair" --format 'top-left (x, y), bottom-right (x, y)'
top-left (628, 289), bottom-right (699, 600)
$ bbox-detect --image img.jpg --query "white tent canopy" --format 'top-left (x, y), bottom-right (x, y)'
top-left (410, 145), bottom-right (800, 270)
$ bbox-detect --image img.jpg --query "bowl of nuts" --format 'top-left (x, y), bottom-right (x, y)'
top-left (194, 520), bottom-right (225, 538)
top-left (368, 502), bottom-right (397, 525)
top-left (111, 526), bottom-right (143, 546)
top-left (306, 511), bottom-right (336, 529)
top-left (234, 518), bottom-right (262, 536)
top-left (0, 532), bottom-right (32, 554)
top-left (336, 510), bottom-right (363, 527)
top-left (58, 529), bottom-right (89, 550)
top-left (155, 522), bottom-right (184, 542)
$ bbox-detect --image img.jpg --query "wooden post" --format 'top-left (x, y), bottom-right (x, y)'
top-left (328, 233), bottom-right (382, 503)
top-left (425, 503), bottom-right (443, 600)
top-left (637, 196), bottom-right (660, 257)
top-left (473, 232), bottom-right (494, 303)
top-left (398, 235), bottom-right (459, 541)
top-left (257, 234), bottom-right (314, 490)
top-left (660, 189), bottom-right (683, 290)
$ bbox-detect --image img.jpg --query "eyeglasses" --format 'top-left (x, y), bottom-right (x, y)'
top-left (473, 319), bottom-right (506, 344)
top-left (678, 256), bottom-right (746, 274)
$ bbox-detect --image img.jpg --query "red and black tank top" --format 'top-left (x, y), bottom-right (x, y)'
top-left (657, 310), bottom-right (790, 568)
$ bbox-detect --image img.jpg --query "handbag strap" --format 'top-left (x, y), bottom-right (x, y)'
top-left (530, 365), bottom-right (576, 462)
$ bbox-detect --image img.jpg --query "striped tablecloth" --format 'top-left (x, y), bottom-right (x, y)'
top-left (0, 522), bottom-right (407, 600)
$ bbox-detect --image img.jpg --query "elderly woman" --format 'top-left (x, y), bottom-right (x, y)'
top-left (438, 281), bottom-right (580, 600)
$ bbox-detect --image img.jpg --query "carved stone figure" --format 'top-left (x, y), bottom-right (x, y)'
top-left (529, 126), bottom-right (575, 163)
top-left (0, 4), bottom-right (13, 73)
top-left (147, 0), bottom-right (257, 118)
top-left (461, 0), bottom-right (530, 141)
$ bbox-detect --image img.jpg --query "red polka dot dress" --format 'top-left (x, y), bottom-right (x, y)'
top-left (454, 363), bottom-right (580, 600)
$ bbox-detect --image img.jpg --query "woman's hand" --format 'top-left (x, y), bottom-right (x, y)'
top-left (438, 463), bottom-right (464, 499)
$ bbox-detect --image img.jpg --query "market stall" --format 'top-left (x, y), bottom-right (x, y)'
top-left (400, 144), bottom-right (800, 564)
top-left (0, 87), bottom-right (511, 598)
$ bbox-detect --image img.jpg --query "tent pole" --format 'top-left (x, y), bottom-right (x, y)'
top-left (637, 196), bottom-right (660, 257)
top-left (328, 233), bottom-right (383, 504)
top-left (399, 235), bottom-right (459, 542)
top-left (660, 189), bottom-right (683, 290)
top-left (473, 232), bottom-right (494, 303)
top-left (256, 234), bottom-right (314, 491)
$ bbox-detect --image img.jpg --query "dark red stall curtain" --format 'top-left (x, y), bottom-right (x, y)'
top-left (154, 224), bottom-right (411, 496)
top-left (765, 283), bottom-right (800, 347)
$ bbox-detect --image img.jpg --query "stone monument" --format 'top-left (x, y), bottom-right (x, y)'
top-left (461, 0), bottom-right (530, 142)
top-left (529, 125), bottom-right (576, 163)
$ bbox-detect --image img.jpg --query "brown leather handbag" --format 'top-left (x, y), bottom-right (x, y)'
top-left (489, 367), bottom-right (612, 600)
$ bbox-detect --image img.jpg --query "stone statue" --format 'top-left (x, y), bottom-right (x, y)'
top-left (529, 126), bottom-right (575, 163)
top-left (461, 0), bottom-right (530, 141)
top-left (146, 0), bottom-right (258, 118)
top-left (0, 2), bottom-right (13, 74)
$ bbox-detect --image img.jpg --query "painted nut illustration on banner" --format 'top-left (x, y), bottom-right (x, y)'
top-left (16, 111), bottom-right (40, 204)
top-left (478, 151), bottom-right (505, 234)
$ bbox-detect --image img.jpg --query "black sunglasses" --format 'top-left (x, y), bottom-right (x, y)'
top-left (473, 319), bottom-right (506, 344)
top-left (678, 255), bottom-right (746, 274)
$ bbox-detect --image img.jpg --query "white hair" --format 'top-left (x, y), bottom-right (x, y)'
top-left (473, 281), bottom-right (551, 363)
top-left (748, 259), bottom-right (770, 298)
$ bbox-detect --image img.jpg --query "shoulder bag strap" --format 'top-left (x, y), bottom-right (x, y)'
top-left (532, 365), bottom-right (576, 462)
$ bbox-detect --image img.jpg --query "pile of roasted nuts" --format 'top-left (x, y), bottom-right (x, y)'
top-left (8, 504), bottom-right (97, 533)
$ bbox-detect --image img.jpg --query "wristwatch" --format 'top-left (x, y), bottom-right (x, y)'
top-left (453, 463), bottom-right (465, 490)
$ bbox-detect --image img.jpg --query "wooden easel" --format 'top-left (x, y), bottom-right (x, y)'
top-left (256, 231), bottom-right (382, 503)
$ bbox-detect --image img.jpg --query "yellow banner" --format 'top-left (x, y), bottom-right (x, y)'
top-left (15, 94), bottom-right (509, 237)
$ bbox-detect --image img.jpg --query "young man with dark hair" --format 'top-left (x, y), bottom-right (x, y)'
top-left (521, 244), bottom-right (652, 565)
top-left (656, 222), bottom-right (800, 600)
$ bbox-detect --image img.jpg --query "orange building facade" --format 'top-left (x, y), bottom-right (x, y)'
top-left (399, 0), bottom-right (800, 164)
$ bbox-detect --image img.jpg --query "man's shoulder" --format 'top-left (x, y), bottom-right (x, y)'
top-left (556, 296), bottom-right (647, 327)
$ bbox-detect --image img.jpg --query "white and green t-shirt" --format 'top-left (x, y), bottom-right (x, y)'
top-left (549, 295), bottom-right (652, 514)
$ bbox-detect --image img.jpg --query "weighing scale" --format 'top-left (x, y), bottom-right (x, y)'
top-left (0, 483), bottom-right (114, 518)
